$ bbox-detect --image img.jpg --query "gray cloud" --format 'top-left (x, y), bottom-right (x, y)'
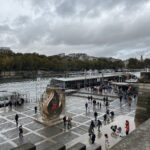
top-left (0, 0), bottom-right (150, 59)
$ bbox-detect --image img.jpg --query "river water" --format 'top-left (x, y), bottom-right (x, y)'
top-left (0, 78), bottom-right (51, 102)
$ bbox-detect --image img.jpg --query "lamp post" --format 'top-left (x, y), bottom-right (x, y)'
top-left (36, 81), bottom-right (37, 103)
top-left (84, 70), bottom-right (86, 89)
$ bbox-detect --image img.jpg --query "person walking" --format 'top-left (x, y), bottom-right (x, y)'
top-left (85, 102), bottom-right (88, 112)
top-left (99, 102), bottom-right (101, 109)
top-left (88, 125), bottom-right (93, 139)
top-left (67, 117), bottom-right (72, 129)
top-left (19, 125), bottom-right (23, 138)
top-left (90, 120), bottom-right (95, 131)
top-left (34, 106), bottom-right (37, 114)
top-left (110, 111), bottom-right (114, 121)
top-left (63, 116), bottom-right (67, 128)
top-left (94, 111), bottom-right (98, 121)
top-left (15, 114), bottom-right (19, 126)
top-left (91, 133), bottom-right (96, 144)
top-left (125, 120), bottom-right (130, 135)
top-left (106, 101), bottom-right (109, 108)
top-left (103, 114), bottom-right (107, 124)
top-left (93, 99), bottom-right (96, 106)
top-left (97, 119), bottom-right (102, 132)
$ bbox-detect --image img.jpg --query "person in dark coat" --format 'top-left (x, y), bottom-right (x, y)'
top-left (97, 119), bottom-right (102, 132)
top-left (91, 133), bottom-right (96, 144)
top-left (34, 106), bottom-right (37, 114)
top-left (15, 114), bottom-right (19, 126)
top-left (19, 125), bottom-right (23, 138)
top-left (85, 102), bottom-right (88, 112)
top-left (94, 111), bottom-right (98, 121)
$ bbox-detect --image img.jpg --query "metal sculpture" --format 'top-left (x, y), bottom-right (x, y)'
top-left (39, 87), bottom-right (65, 121)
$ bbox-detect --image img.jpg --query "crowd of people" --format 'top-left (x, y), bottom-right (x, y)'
top-left (12, 82), bottom-right (135, 148)
top-left (84, 87), bottom-right (133, 148)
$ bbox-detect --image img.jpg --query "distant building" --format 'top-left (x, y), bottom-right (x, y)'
top-left (140, 55), bottom-right (143, 62)
top-left (51, 53), bottom-right (65, 57)
top-left (0, 47), bottom-right (13, 54)
top-left (67, 53), bottom-right (98, 61)
top-left (108, 57), bottom-right (121, 62)
top-left (57, 53), bottom-right (65, 57)
top-left (124, 59), bottom-right (129, 68)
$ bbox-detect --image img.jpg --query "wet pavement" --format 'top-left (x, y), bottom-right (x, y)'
top-left (0, 94), bottom-right (137, 150)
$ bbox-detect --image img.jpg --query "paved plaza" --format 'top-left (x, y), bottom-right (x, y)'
top-left (0, 94), bottom-right (137, 150)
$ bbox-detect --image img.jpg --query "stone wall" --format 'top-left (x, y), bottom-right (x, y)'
top-left (135, 89), bottom-right (150, 126)
top-left (139, 72), bottom-right (150, 83)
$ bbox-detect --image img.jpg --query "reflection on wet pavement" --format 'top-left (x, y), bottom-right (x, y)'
top-left (0, 94), bottom-right (137, 150)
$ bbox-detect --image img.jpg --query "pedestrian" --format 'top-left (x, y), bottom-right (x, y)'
top-left (94, 111), bottom-right (98, 121)
top-left (93, 99), bottom-right (96, 106)
top-left (125, 120), bottom-right (130, 135)
top-left (110, 111), bottom-right (114, 121)
top-left (116, 127), bottom-right (123, 137)
top-left (97, 102), bottom-right (99, 107)
top-left (88, 126), bottom-right (93, 138)
top-left (105, 134), bottom-right (109, 149)
top-left (15, 114), bottom-right (19, 126)
top-left (119, 95), bottom-right (123, 103)
top-left (106, 101), bottom-right (109, 108)
top-left (67, 117), bottom-right (72, 129)
top-left (106, 109), bottom-right (110, 115)
top-left (34, 106), bottom-right (37, 114)
top-left (97, 119), bottom-right (102, 132)
top-left (63, 116), bottom-right (67, 128)
top-left (103, 114), bottom-right (107, 124)
top-left (85, 102), bottom-right (88, 112)
top-left (91, 133), bottom-right (96, 144)
top-left (19, 125), bottom-right (23, 138)
top-left (90, 120), bottom-right (95, 131)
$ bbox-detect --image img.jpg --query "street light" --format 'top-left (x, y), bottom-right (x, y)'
top-left (84, 70), bottom-right (86, 89)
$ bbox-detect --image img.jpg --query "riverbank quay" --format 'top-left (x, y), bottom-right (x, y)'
top-left (0, 71), bottom-right (64, 81)
top-left (0, 92), bottom-right (136, 150)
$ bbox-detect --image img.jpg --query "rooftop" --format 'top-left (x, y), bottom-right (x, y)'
top-left (52, 72), bottom-right (126, 82)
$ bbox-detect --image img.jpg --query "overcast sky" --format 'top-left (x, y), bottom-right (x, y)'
top-left (0, 0), bottom-right (150, 59)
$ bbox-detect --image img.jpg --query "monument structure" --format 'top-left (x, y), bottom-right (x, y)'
top-left (38, 87), bottom-right (65, 125)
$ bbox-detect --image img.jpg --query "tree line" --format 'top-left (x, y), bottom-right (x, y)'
top-left (0, 53), bottom-right (149, 72)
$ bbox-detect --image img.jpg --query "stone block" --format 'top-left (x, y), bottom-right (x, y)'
top-left (11, 143), bottom-right (36, 150)
top-left (87, 144), bottom-right (101, 150)
top-left (93, 145), bottom-right (101, 150)
top-left (68, 142), bottom-right (86, 150)
top-left (48, 143), bottom-right (66, 150)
